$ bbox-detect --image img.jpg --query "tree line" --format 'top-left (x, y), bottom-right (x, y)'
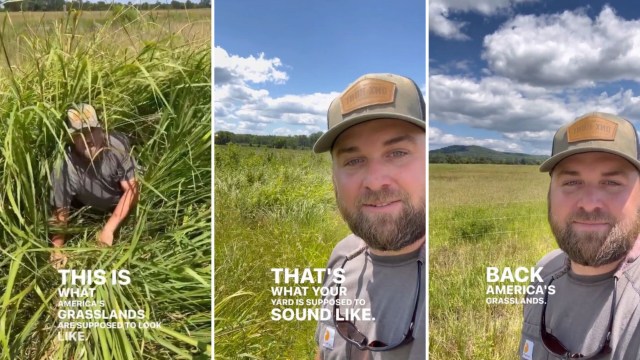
top-left (3, 0), bottom-right (210, 12)
top-left (429, 154), bottom-right (545, 165)
top-left (214, 131), bottom-right (324, 150)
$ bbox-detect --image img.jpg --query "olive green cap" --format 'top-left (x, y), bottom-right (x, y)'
top-left (539, 112), bottom-right (640, 172)
top-left (313, 73), bottom-right (425, 153)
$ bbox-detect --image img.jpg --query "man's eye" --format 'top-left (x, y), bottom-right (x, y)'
top-left (603, 180), bottom-right (621, 186)
top-left (563, 180), bottom-right (580, 186)
top-left (389, 150), bottom-right (408, 158)
top-left (345, 158), bottom-right (364, 167)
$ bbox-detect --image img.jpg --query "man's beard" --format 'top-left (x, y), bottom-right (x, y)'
top-left (337, 188), bottom-right (425, 251)
top-left (549, 206), bottom-right (640, 267)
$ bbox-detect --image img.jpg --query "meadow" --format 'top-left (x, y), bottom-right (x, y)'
top-left (0, 8), bottom-right (210, 360)
top-left (0, 9), bottom-right (210, 68)
top-left (429, 164), bottom-right (555, 359)
top-left (214, 145), bottom-right (350, 359)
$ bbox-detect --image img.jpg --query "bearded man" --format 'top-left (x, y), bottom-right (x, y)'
top-left (313, 73), bottom-right (425, 360)
top-left (519, 112), bottom-right (640, 359)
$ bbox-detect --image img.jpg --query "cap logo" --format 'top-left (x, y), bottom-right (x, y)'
top-left (567, 115), bottom-right (618, 143)
top-left (340, 78), bottom-right (396, 115)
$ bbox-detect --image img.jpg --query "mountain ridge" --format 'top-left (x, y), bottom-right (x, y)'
top-left (429, 145), bottom-right (549, 165)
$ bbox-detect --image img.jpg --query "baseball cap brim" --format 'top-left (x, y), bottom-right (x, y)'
top-left (539, 147), bottom-right (640, 173)
top-left (313, 113), bottom-right (425, 153)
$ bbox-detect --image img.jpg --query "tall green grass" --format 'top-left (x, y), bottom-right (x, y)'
top-left (214, 145), bottom-right (347, 359)
top-left (0, 8), bottom-right (210, 359)
top-left (429, 164), bottom-right (555, 359)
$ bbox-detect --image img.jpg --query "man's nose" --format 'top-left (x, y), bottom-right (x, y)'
top-left (362, 160), bottom-right (392, 191)
top-left (577, 186), bottom-right (604, 212)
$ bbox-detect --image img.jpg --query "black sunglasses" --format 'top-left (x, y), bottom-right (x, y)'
top-left (331, 250), bottom-right (422, 352)
top-left (540, 275), bottom-right (617, 358)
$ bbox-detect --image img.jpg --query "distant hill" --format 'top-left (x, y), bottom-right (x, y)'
top-left (429, 145), bottom-right (549, 165)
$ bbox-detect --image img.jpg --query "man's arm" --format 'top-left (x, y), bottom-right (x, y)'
top-left (99, 178), bottom-right (139, 246)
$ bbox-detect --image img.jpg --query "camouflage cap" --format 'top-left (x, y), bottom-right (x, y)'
top-left (539, 112), bottom-right (640, 172)
top-left (313, 73), bottom-right (425, 153)
top-left (67, 103), bottom-right (100, 132)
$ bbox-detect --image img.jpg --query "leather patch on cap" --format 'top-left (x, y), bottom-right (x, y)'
top-left (567, 116), bottom-right (618, 143)
top-left (340, 79), bottom-right (396, 115)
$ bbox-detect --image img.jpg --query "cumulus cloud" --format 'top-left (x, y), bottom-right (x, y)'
top-left (430, 72), bottom-right (640, 154)
top-left (431, 73), bottom-right (640, 130)
top-left (429, 74), bottom-right (572, 132)
top-left (430, 0), bottom-right (537, 40)
top-left (429, 2), bottom-right (470, 41)
top-left (214, 47), bottom-right (288, 85)
top-left (483, 6), bottom-right (640, 87)
top-left (430, 3), bottom-right (640, 155)
top-left (273, 125), bottom-right (324, 136)
top-left (214, 47), bottom-right (337, 135)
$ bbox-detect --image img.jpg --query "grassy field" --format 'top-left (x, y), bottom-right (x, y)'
top-left (214, 145), bottom-right (349, 359)
top-left (0, 8), bottom-right (210, 68)
top-left (429, 164), bottom-right (556, 359)
top-left (0, 8), bottom-right (210, 360)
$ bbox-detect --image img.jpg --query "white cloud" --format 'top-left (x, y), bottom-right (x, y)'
top-left (272, 125), bottom-right (324, 136)
top-left (429, 2), bottom-right (469, 41)
top-left (214, 47), bottom-right (337, 135)
top-left (214, 47), bottom-right (288, 84)
top-left (431, 74), bottom-right (640, 131)
top-left (503, 130), bottom-right (555, 142)
top-left (483, 6), bottom-right (640, 87)
top-left (430, 73), bottom-right (640, 154)
top-left (429, 74), bottom-right (572, 132)
top-left (430, 0), bottom-right (537, 40)
top-left (438, 0), bottom-right (534, 14)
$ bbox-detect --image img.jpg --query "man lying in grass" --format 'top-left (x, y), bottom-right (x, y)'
top-left (49, 103), bottom-right (139, 268)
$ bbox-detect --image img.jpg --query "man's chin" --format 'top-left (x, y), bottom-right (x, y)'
top-left (570, 223), bottom-right (612, 235)
top-left (361, 233), bottom-right (422, 252)
top-left (570, 252), bottom-right (627, 267)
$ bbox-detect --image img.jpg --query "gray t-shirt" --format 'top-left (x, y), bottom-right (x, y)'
top-left (519, 240), bottom-right (640, 360)
top-left (315, 235), bottom-right (426, 360)
top-left (51, 133), bottom-right (136, 212)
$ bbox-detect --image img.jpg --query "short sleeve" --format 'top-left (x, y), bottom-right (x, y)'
top-left (118, 152), bottom-right (136, 181)
top-left (50, 158), bottom-right (75, 209)
top-left (109, 134), bottom-right (137, 181)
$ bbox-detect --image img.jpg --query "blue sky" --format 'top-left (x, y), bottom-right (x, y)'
top-left (214, 0), bottom-right (425, 136)
top-left (430, 0), bottom-right (640, 155)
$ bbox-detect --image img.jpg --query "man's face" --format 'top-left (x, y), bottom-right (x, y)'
top-left (72, 128), bottom-right (104, 161)
top-left (331, 119), bottom-right (425, 251)
top-left (549, 152), bottom-right (640, 267)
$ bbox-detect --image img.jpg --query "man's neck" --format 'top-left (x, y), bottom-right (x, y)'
top-left (570, 259), bottom-right (623, 276)
top-left (369, 236), bottom-right (425, 256)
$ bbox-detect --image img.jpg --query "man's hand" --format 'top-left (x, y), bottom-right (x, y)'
top-left (101, 178), bottom-right (138, 246)
top-left (50, 250), bottom-right (68, 269)
top-left (49, 208), bottom-right (69, 268)
top-left (98, 228), bottom-right (114, 246)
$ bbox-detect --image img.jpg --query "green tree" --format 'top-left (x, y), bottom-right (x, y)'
top-left (215, 131), bottom-right (234, 145)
